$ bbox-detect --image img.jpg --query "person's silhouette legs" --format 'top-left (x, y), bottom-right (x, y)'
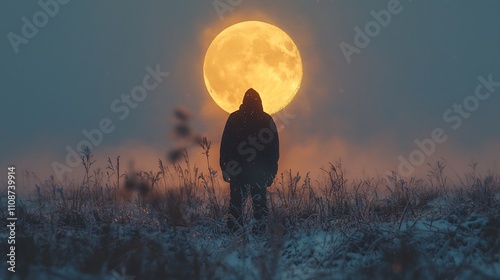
top-left (251, 183), bottom-right (268, 235)
top-left (227, 181), bottom-right (248, 232)
top-left (227, 181), bottom-right (268, 234)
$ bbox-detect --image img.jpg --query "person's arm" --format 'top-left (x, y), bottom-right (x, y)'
top-left (220, 115), bottom-right (234, 182)
top-left (267, 116), bottom-right (280, 183)
top-left (271, 118), bottom-right (279, 175)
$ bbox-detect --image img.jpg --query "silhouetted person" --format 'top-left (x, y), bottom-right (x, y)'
top-left (220, 88), bottom-right (279, 234)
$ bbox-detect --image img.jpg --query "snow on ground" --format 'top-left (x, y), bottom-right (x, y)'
top-left (2, 209), bottom-right (498, 279)
top-left (1, 171), bottom-right (499, 279)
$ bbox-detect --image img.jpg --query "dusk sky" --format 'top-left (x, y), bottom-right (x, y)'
top-left (1, 0), bottom-right (499, 189)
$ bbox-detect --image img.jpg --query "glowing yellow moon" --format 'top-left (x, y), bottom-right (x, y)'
top-left (203, 21), bottom-right (303, 114)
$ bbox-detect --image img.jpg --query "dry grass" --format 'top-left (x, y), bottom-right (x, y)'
top-left (1, 144), bottom-right (499, 279)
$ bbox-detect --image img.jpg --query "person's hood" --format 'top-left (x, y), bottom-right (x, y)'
top-left (239, 88), bottom-right (263, 112)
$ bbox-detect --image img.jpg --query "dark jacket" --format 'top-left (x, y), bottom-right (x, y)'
top-left (220, 88), bottom-right (279, 186)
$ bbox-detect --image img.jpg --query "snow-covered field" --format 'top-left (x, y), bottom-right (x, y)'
top-left (1, 161), bottom-right (499, 279)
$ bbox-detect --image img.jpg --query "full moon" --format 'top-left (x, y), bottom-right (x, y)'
top-left (203, 21), bottom-right (303, 114)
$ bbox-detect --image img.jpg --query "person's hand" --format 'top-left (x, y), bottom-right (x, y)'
top-left (222, 171), bottom-right (231, 183)
top-left (265, 174), bottom-right (276, 187)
